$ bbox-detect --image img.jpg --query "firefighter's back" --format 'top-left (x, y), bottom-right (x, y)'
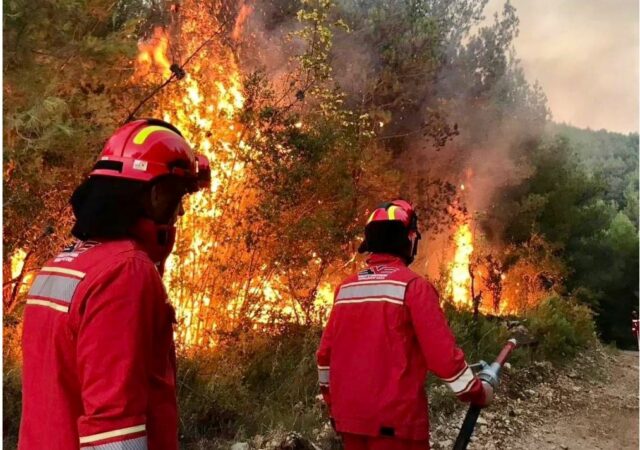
top-left (327, 255), bottom-right (430, 441)
top-left (18, 239), bottom-right (152, 449)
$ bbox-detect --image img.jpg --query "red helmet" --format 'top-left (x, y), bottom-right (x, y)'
top-left (366, 199), bottom-right (418, 230)
top-left (359, 199), bottom-right (421, 263)
top-left (90, 118), bottom-right (210, 192)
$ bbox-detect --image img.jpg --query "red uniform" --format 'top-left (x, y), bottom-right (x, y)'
top-left (19, 239), bottom-right (178, 450)
top-left (317, 254), bottom-right (485, 449)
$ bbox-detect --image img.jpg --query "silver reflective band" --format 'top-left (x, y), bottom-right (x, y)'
top-left (443, 366), bottom-right (475, 395)
top-left (28, 274), bottom-right (80, 303)
top-left (82, 436), bottom-right (147, 450)
top-left (335, 297), bottom-right (404, 306)
top-left (318, 368), bottom-right (330, 384)
top-left (336, 283), bottom-right (406, 302)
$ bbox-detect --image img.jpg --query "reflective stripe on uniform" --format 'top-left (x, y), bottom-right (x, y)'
top-left (336, 283), bottom-right (406, 302)
top-left (28, 274), bottom-right (81, 304)
top-left (25, 299), bottom-right (69, 313)
top-left (41, 266), bottom-right (86, 279)
top-left (81, 436), bottom-right (148, 450)
top-left (441, 365), bottom-right (476, 395)
top-left (335, 297), bottom-right (404, 306)
top-left (318, 365), bottom-right (330, 385)
top-left (79, 425), bottom-right (146, 445)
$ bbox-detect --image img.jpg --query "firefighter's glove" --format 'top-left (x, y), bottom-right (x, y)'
top-left (478, 380), bottom-right (494, 408)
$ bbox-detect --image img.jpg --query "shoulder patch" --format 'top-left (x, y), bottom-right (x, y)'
top-left (357, 265), bottom-right (399, 280)
top-left (53, 240), bottom-right (101, 263)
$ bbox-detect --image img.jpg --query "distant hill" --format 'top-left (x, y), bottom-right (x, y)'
top-left (547, 122), bottom-right (638, 225)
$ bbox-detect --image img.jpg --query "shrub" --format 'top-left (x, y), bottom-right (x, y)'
top-left (3, 357), bottom-right (22, 450)
top-left (177, 326), bottom-right (325, 446)
top-left (527, 296), bottom-right (597, 362)
top-left (443, 303), bottom-right (512, 363)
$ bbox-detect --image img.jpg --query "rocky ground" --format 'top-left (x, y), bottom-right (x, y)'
top-left (430, 347), bottom-right (638, 450)
top-left (226, 346), bottom-right (638, 450)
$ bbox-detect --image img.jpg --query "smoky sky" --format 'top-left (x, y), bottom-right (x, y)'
top-left (485, 0), bottom-right (639, 133)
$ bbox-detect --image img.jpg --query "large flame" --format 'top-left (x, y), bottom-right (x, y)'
top-left (135, 2), bottom-right (334, 348)
top-left (446, 222), bottom-right (474, 307)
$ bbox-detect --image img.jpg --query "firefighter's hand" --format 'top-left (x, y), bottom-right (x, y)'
top-left (478, 380), bottom-right (494, 407)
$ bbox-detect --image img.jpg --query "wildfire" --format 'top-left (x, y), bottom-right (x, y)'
top-left (446, 222), bottom-right (474, 307)
top-left (136, 27), bottom-right (171, 78)
top-left (232, 3), bottom-right (253, 42)
top-left (10, 249), bottom-right (27, 280)
top-left (134, 2), bottom-right (336, 348)
top-left (7, 248), bottom-right (34, 296)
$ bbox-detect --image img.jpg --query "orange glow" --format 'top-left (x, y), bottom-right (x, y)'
top-left (446, 222), bottom-right (473, 307)
top-left (232, 4), bottom-right (253, 42)
top-left (10, 249), bottom-right (27, 280)
top-left (133, 1), bottom-right (339, 348)
top-left (136, 27), bottom-right (172, 79)
top-left (9, 249), bottom-right (34, 295)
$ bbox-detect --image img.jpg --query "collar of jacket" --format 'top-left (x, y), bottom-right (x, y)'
top-left (366, 253), bottom-right (407, 266)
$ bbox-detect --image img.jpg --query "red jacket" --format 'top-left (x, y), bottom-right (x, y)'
top-left (19, 239), bottom-right (178, 450)
top-left (317, 254), bottom-right (485, 441)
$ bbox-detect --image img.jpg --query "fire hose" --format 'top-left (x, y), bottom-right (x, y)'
top-left (452, 338), bottom-right (518, 450)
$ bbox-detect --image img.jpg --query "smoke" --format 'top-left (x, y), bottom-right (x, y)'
top-left (234, 0), bottom-right (551, 277)
top-left (484, 0), bottom-right (639, 134)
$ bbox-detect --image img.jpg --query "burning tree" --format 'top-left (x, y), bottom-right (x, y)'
top-left (4, 0), bottom-right (563, 351)
top-left (130, 0), bottom-right (400, 347)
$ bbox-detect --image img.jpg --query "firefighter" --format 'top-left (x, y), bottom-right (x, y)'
top-left (316, 200), bottom-right (493, 450)
top-left (18, 119), bottom-right (210, 450)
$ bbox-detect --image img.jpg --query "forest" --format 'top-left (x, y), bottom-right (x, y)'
top-left (3, 0), bottom-right (638, 448)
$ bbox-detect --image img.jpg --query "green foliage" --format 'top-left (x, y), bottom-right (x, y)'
top-left (526, 296), bottom-right (597, 362)
top-left (3, 358), bottom-right (21, 450)
top-left (491, 134), bottom-right (638, 348)
top-left (3, 0), bottom-right (146, 273)
top-left (177, 328), bottom-right (324, 445)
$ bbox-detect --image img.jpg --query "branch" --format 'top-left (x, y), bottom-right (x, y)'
top-left (123, 25), bottom-right (226, 124)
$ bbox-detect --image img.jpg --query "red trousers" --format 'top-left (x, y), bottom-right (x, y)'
top-left (341, 433), bottom-right (429, 450)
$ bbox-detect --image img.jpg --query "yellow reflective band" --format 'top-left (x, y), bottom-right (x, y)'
top-left (41, 266), bottom-right (86, 279)
top-left (79, 424), bottom-right (146, 444)
top-left (388, 206), bottom-right (397, 220)
top-left (367, 211), bottom-right (376, 224)
top-left (26, 299), bottom-right (69, 313)
top-left (132, 125), bottom-right (179, 145)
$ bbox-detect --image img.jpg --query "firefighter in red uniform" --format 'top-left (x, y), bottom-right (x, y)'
top-left (18, 119), bottom-right (210, 450)
top-left (317, 200), bottom-right (493, 450)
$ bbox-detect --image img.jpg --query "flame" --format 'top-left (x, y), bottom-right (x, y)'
top-left (232, 4), bottom-right (253, 42)
top-left (10, 249), bottom-right (27, 280)
top-left (446, 222), bottom-right (474, 307)
top-left (132, 1), bottom-right (337, 348)
top-left (136, 27), bottom-right (172, 79)
top-left (8, 249), bottom-right (34, 295)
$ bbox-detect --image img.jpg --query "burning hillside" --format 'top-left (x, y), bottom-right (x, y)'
top-left (3, 0), bottom-right (559, 349)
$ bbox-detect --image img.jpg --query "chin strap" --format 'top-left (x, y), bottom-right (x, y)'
top-left (129, 219), bottom-right (176, 275)
top-left (407, 229), bottom-right (421, 264)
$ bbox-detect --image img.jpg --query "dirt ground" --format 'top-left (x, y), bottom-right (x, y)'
top-left (429, 348), bottom-right (639, 450)
top-left (511, 350), bottom-right (639, 450)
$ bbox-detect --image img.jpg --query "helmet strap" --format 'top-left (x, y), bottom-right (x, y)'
top-left (129, 218), bottom-right (177, 274)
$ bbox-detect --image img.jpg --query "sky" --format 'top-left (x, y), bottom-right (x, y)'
top-left (485, 0), bottom-right (639, 133)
